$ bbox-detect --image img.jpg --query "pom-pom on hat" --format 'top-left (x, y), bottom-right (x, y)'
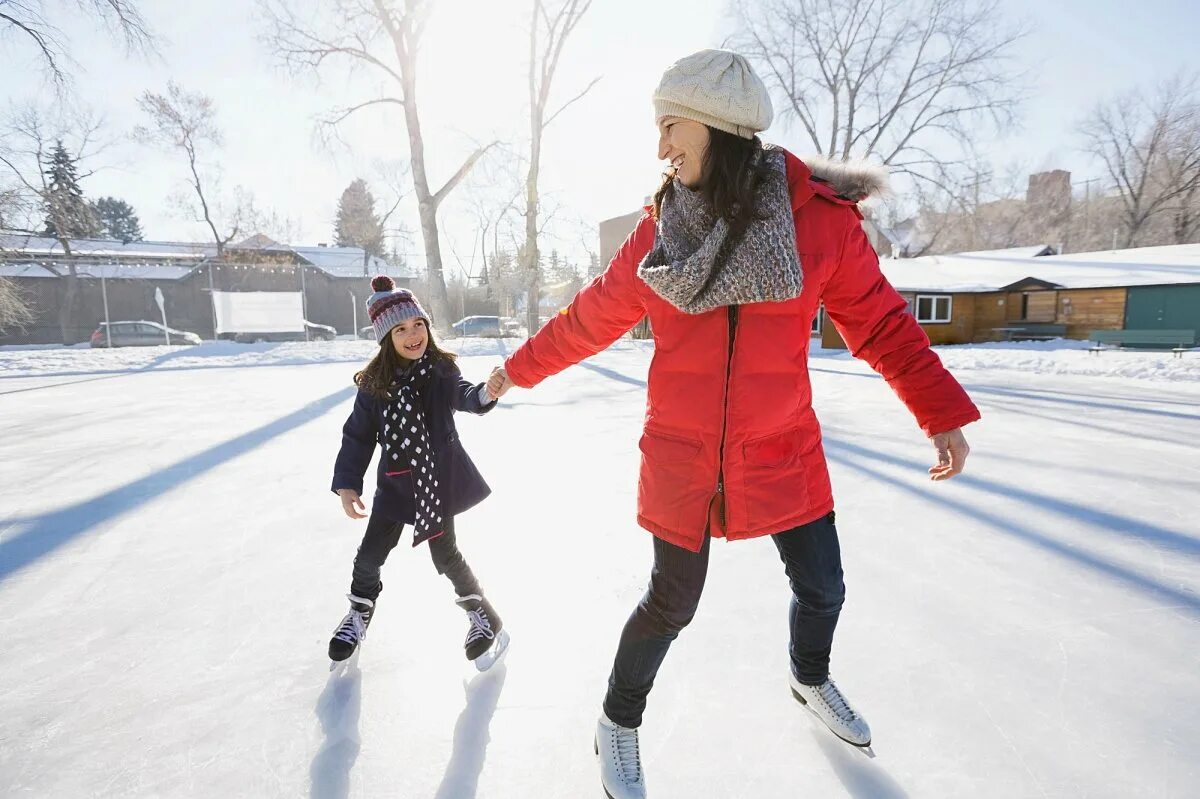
top-left (366, 275), bottom-right (431, 344)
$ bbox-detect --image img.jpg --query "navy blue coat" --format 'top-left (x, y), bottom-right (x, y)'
top-left (331, 358), bottom-right (496, 525)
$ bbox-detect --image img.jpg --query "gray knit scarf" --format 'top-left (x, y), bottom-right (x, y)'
top-left (637, 146), bottom-right (802, 315)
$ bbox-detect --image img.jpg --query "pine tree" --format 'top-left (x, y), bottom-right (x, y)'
top-left (42, 141), bottom-right (99, 239)
top-left (92, 197), bottom-right (144, 242)
top-left (334, 179), bottom-right (385, 257)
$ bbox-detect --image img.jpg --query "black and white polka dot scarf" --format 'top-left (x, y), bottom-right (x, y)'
top-left (382, 354), bottom-right (444, 546)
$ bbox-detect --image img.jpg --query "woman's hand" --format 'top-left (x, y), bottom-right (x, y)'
top-left (487, 367), bottom-right (513, 400)
top-left (337, 488), bottom-right (368, 519)
top-left (929, 428), bottom-right (970, 481)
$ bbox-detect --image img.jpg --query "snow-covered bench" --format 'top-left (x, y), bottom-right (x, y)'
top-left (1087, 329), bottom-right (1196, 359)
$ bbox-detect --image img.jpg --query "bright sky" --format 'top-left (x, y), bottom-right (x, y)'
top-left (1, 0), bottom-right (1197, 278)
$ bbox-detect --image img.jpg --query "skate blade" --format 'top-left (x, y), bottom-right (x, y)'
top-left (329, 642), bottom-right (363, 673)
top-left (472, 629), bottom-right (510, 672)
top-left (789, 685), bottom-right (874, 756)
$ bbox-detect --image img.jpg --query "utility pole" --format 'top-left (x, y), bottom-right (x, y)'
top-left (1074, 177), bottom-right (1101, 249)
top-left (962, 172), bottom-right (991, 251)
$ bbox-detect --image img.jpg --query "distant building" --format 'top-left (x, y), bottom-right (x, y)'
top-left (0, 232), bottom-right (416, 344)
top-left (820, 243), bottom-right (1200, 348)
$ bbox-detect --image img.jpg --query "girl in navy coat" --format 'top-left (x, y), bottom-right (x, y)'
top-left (328, 276), bottom-right (508, 669)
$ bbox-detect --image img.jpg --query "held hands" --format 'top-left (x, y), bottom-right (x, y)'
top-left (486, 367), bottom-right (514, 401)
top-left (337, 488), bottom-right (367, 519)
top-left (929, 427), bottom-right (970, 481)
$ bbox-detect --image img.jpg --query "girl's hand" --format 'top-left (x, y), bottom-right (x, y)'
top-left (487, 367), bottom-right (512, 400)
top-left (337, 488), bottom-right (368, 519)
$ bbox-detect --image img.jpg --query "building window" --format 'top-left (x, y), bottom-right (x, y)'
top-left (915, 294), bottom-right (952, 323)
top-left (811, 304), bottom-right (824, 335)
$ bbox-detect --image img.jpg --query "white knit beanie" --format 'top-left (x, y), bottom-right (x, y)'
top-left (654, 49), bottom-right (773, 139)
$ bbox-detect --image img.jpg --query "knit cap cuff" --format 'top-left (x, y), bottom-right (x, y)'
top-left (654, 99), bottom-right (758, 140)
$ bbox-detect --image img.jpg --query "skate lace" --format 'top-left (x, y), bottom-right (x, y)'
top-left (465, 608), bottom-right (494, 645)
top-left (333, 609), bottom-right (368, 645)
top-left (612, 726), bottom-right (643, 783)
top-left (818, 679), bottom-right (859, 721)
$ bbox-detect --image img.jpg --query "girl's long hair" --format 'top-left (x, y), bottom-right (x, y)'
top-left (652, 127), bottom-right (771, 242)
top-left (354, 322), bottom-right (457, 398)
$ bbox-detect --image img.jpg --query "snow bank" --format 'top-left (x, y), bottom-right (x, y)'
top-left (0, 337), bottom-right (531, 378)
top-left (812, 338), bottom-right (1200, 382)
top-left (3, 336), bottom-right (1192, 382)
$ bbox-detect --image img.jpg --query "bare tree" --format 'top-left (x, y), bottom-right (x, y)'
top-left (371, 158), bottom-right (414, 271)
top-left (135, 82), bottom-right (241, 256)
top-left (0, 103), bottom-right (106, 342)
top-left (1079, 73), bottom-right (1200, 248)
top-left (728, 0), bottom-right (1025, 192)
top-left (1, 0), bottom-right (154, 88)
top-left (519, 0), bottom-right (597, 333)
top-left (261, 0), bottom-right (497, 332)
top-left (0, 275), bottom-right (34, 333)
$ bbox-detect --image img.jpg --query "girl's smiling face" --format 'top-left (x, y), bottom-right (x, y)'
top-left (390, 318), bottom-right (429, 360)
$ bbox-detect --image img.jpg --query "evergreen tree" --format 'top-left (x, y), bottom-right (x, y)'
top-left (334, 179), bottom-right (385, 257)
top-left (92, 196), bottom-right (144, 242)
top-left (41, 141), bottom-right (99, 239)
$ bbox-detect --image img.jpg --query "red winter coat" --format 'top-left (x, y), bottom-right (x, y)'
top-left (505, 149), bottom-right (980, 553)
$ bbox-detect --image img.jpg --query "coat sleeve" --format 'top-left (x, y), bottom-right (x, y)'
top-left (331, 389), bottom-right (379, 496)
top-left (820, 211), bottom-right (981, 436)
top-left (504, 217), bottom-right (651, 388)
top-left (442, 361), bottom-right (497, 416)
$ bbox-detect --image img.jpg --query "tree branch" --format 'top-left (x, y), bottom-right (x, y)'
top-left (432, 142), bottom-right (499, 209)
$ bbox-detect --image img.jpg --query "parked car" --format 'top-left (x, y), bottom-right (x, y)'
top-left (90, 320), bottom-right (201, 348)
top-left (499, 317), bottom-right (523, 337)
top-left (452, 315), bottom-right (504, 338)
top-left (232, 321), bottom-right (337, 343)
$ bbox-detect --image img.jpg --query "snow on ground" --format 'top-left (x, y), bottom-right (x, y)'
top-left (4, 335), bottom-right (1197, 383)
top-left (0, 339), bottom-right (1197, 798)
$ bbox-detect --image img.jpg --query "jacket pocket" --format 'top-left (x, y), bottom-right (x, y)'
top-left (744, 428), bottom-right (805, 467)
top-left (638, 430), bottom-right (702, 462)
top-left (739, 427), bottom-right (815, 531)
top-left (637, 430), bottom-right (708, 535)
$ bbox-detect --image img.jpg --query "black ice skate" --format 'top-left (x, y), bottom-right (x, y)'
top-left (328, 594), bottom-right (374, 662)
top-left (455, 594), bottom-right (509, 671)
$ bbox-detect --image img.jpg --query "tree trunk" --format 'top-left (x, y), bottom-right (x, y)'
top-left (59, 263), bottom-right (79, 344)
top-left (525, 127), bottom-right (542, 336)
top-left (524, 3), bottom-right (542, 337)
top-left (395, 19), bottom-right (451, 334)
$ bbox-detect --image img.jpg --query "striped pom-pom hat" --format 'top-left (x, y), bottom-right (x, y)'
top-left (366, 275), bottom-right (431, 344)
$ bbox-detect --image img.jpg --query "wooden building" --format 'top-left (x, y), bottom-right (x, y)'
top-left (821, 243), bottom-right (1200, 349)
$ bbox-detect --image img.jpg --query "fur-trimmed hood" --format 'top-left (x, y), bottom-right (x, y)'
top-left (804, 155), bottom-right (890, 203)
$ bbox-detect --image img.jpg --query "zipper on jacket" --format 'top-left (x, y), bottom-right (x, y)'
top-left (715, 304), bottom-right (740, 522)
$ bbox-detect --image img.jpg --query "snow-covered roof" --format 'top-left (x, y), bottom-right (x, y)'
top-left (0, 232), bottom-right (213, 260)
top-left (0, 232), bottom-right (417, 280)
top-left (0, 262), bottom-right (197, 280)
top-left (949, 245), bottom-right (1056, 258)
top-left (291, 246), bottom-right (416, 279)
top-left (881, 243), bottom-right (1200, 293)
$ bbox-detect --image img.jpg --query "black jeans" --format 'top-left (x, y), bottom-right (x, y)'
top-left (349, 514), bottom-right (482, 602)
top-left (603, 512), bottom-right (845, 729)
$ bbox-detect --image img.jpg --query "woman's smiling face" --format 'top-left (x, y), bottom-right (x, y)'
top-left (657, 115), bottom-right (711, 188)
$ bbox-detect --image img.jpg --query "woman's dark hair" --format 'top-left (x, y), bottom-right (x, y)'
top-left (652, 127), bottom-right (772, 241)
top-left (353, 321), bottom-right (457, 398)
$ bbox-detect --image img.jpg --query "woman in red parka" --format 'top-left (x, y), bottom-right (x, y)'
top-left (490, 49), bottom-right (980, 799)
